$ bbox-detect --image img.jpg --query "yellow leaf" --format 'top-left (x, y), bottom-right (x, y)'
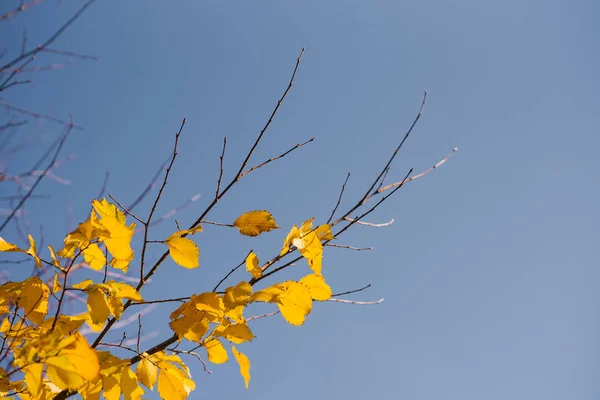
top-left (233, 210), bottom-right (279, 237)
top-left (20, 277), bottom-right (49, 324)
top-left (169, 317), bottom-right (209, 344)
top-left (92, 199), bottom-right (136, 272)
top-left (23, 363), bottom-right (44, 396)
top-left (280, 224), bottom-right (300, 256)
top-left (293, 231), bottom-right (323, 274)
top-left (107, 295), bottom-right (124, 320)
top-left (231, 345), bottom-right (251, 389)
top-left (215, 322), bottom-right (255, 344)
top-left (299, 217), bottom-right (315, 234)
top-left (0, 237), bottom-right (21, 252)
top-left (72, 279), bottom-right (94, 290)
top-left (193, 293), bottom-right (224, 322)
top-left (101, 375), bottom-right (121, 400)
top-left (277, 281), bottom-right (313, 326)
top-left (136, 353), bottom-right (158, 390)
top-left (204, 338), bottom-right (228, 364)
top-left (244, 252), bottom-right (262, 279)
top-left (48, 246), bottom-right (63, 270)
top-left (78, 378), bottom-right (102, 400)
top-left (25, 235), bottom-right (41, 268)
top-left (166, 237), bottom-right (199, 269)
top-left (107, 281), bottom-right (143, 302)
top-left (300, 274), bottom-right (332, 301)
top-left (45, 333), bottom-right (100, 390)
top-left (52, 273), bottom-right (62, 294)
top-left (82, 244), bottom-right (106, 271)
top-left (86, 288), bottom-right (110, 326)
top-left (315, 224), bottom-right (335, 241)
top-left (250, 284), bottom-right (284, 303)
top-left (223, 281), bottom-right (252, 309)
top-left (157, 365), bottom-right (195, 400)
top-left (121, 366), bottom-right (144, 400)
top-left (155, 354), bottom-right (195, 400)
top-left (225, 305), bottom-right (245, 324)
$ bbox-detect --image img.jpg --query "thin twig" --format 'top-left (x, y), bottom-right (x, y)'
top-left (324, 243), bottom-right (372, 251)
top-left (332, 284), bottom-right (371, 297)
top-left (327, 172), bottom-right (350, 224)
top-left (0, 0), bottom-right (46, 22)
top-left (245, 311), bottom-right (280, 322)
top-left (215, 137), bottom-right (227, 199)
top-left (377, 147), bottom-right (458, 193)
top-left (0, 121), bottom-right (74, 233)
top-left (327, 298), bottom-right (384, 305)
top-left (239, 137), bottom-right (314, 178)
top-left (343, 217), bottom-right (394, 227)
top-left (213, 251), bottom-right (252, 292)
top-left (109, 194), bottom-right (145, 224)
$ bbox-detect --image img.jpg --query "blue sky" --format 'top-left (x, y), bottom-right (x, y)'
top-left (1, 0), bottom-right (599, 399)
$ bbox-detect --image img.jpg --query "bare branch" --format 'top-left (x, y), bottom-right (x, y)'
top-left (239, 137), bottom-right (314, 178)
top-left (343, 217), bottom-right (394, 227)
top-left (327, 172), bottom-right (350, 224)
top-left (212, 251), bottom-right (252, 292)
top-left (327, 298), bottom-right (384, 305)
top-left (332, 284), bottom-right (371, 297)
top-left (215, 137), bottom-right (227, 199)
top-left (324, 243), bottom-right (372, 251)
top-left (0, 0), bottom-right (46, 22)
top-left (0, 120), bottom-right (74, 233)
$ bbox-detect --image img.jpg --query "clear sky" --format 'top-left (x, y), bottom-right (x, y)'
top-left (1, 0), bottom-right (599, 399)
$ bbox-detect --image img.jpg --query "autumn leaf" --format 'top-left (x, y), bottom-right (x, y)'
top-left (82, 243), bottom-right (106, 271)
top-left (121, 366), bottom-right (144, 400)
top-left (52, 273), bottom-right (62, 294)
top-left (204, 338), bottom-right (228, 364)
top-left (280, 224), bottom-right (300, 256)
top-left (245, 251), bottom-right (262, 278)
top-left (23, 363), bottom-right (44, 396)
top-left (167, 226), bottom-right (203, 240)
top-left (233, 210), bottom-right (279, 237)
top-left (300, 274), bottom-right (332, 301)
top-left (214, 322), bottom-right (255, 344)
top-left (154, 352), bottom-right (195, 400)
top-left (166, 237), bottom-right (199, 268)
top-left (45, 332), bottom-right (100, 390)
top-left (315, 224), bottom-right (335, 241)
top-left (293, 231), bottom-right (323, 274)
top-left (0, 237), bottom-right (20, 252)
top-left (20, 277), bottom-right (50, 324)
top-left (223, 281), bottom-right (252, 309)
top-left (136, 353), bottom-right (158, 390)
top-left (250, 281), bottom-right (313, 326)
top-left (232, 345), bottom-right (251, 389)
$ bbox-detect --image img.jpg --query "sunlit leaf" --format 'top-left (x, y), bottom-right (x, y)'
top-left (204, 338), bottom-right (228, 364)
top-left (231, 345), bottom-right (251, 389)
top-left (23, 363), bottom-right (44, 396)
top-left (121, 366), bottom-right (144, 400)
top-left (45, 332), bottom-right (100, 390)
top-left (82, 243), bottom-right (106, 271)
top-left (277, 281), bottom-right (313, 326)
top-left (215, 322), bottom-right (255, 345)
top-left (166, 237), bottom-right (199, 269)
top-left (280, 225), bottom-right (300, 256)
top-left (136, 353), bottom-right (158, 390)
top-left (233, 210), bottom-right (279, 237)
top-left (300, 274), bottom-right (332, 301)
top-left (52, 273), bottom-right (62, 294)
top-left (245, 252), bottom-right (262, 278)
top-left (315, 224), bottom-right (335, 241)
